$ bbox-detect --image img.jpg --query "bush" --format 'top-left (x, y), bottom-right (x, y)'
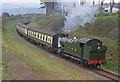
top-left (103, 13), bottom-right (110, 16)
top-left (94, 14), bottom-right (101, 17)
top-left (94, 13), bottom-right (119, 17)
top-left (118, 14), bottom-right (120, 17)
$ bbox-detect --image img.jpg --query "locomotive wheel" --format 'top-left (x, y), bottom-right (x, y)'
top-left (30, 39), bottom-right (33, 43)
top-left (27, 38), bottom-right (30, 41)
top-left (74, 60), bottom-right (77, 63)
top-left (61, 54), bottom-right (65, 58)
top-left (71, 58), bottom-right (74, 62)
top-left (89, 64), bottom-right (96, 69)
top-left (67, 57), bottom-right (71, 60)
top-left (63, 55), bottom-right (66, 58)
top-left (77, 61), bottom-right (81, 64)
top-left (86, 63), bottom-right (90, 68)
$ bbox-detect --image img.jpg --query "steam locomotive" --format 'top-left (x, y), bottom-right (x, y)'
top-left (16, 20), bottom-right (107, 68)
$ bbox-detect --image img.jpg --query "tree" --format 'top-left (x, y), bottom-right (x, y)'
top-left (100, 0), bottom-right (105, 15)
top-left (118, 1), bottom-right (120, 9)
top-left (2, 12), bottom-right (10, 18)
top-left (109, 0), bottom-right (114, 15)
top-left (80, 0), bottom-right (86, 5)
top-left (93, 0), bottom-right (95, 5)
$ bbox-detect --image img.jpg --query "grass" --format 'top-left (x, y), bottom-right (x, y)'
top-left (28, 15), bottom-right (64, 32)
top-left (2, 18), bottom-right (97, 80)
top-left (31, 15), bottom-right (63, 22)
top-left (2, 58), bottom-right (12, 80)
top-left (95, 14), bottom-right (119, 18)
top-left (29, 22), bottom-right (51, 31)
top-left (35, 15), bottom-right (63, 19)
top-left (28, 16), bottom-right (51, 31)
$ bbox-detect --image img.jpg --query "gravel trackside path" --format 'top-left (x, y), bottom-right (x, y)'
top-left (3, 51), bottom-right (41, 80)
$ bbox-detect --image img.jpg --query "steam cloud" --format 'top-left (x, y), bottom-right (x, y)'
top-left (57, 2), bottom-right (99, 32)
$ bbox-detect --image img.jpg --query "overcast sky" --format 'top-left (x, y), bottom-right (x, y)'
top-left (2, 0), bottom-right (120, 4)
top-left (2, 0), bottom-right (40, 4)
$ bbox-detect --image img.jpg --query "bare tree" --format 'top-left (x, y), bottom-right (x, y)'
top-left (80, 0), bottom-right (85, 5)
top-left (99, 0), bottom-right (105, 15)
top-left (93, 0), bottom-right (95, 5)
top-left (110, 0), bottom-right (114, 15)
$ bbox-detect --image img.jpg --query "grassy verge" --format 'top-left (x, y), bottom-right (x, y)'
top-left (2, 42), bottom-right (12, 80)
top-left (2, 58), bottom-right (12, 80)
top-left (2, 18), bottom-right (97, 80)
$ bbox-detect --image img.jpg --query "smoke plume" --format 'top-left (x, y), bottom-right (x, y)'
top-left (59, 2), bottom-right (99, 32)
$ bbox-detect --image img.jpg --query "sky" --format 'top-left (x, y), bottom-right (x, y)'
top-left (2, 0), bottom-right (41, 9)
top-left (1, 0), bottom-right (120, 9)
top-left (2, 0), bottom-right (120, 4)
top-left (2, 0), bottom-right (40, 4)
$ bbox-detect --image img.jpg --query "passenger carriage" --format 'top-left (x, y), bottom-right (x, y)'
top-left (16, 23), bottom-right (30, 38)
top-left (27, 27), bottom-right (66, 51)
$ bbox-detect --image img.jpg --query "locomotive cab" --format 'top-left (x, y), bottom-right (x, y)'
top-left (79, 38), bottom-right (107, 66)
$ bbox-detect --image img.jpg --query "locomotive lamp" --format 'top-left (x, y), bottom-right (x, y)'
top-left (74, 37), bottom-right (77, 39)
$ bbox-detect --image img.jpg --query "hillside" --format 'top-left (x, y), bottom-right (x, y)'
top-left (28, 15), bottom-right (64, 32)
top-left (75, 17), bottom-right (118, 40)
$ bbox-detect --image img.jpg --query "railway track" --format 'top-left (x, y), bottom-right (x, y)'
top-left (15, 29), bottom-right (120, 81)
top-left (94, 68), bottom-right (120, 81)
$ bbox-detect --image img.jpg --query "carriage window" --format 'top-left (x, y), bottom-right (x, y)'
top-left (38, 34), bottom-right (39, 38)
top-left (40, 34), bottom-right (42, 39)
top-left (34, 32), bottom-right (35, 37)
top-left (35, 33), bottom-right (36, 37)
top-left (46, 36), bottom-right (48, 41)
top-left (32, 32), bottom-right (33, 36)
top-left (50, 38), bottom-right (51, 43)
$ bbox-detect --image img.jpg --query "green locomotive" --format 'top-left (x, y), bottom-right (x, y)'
top-left (60, 37), bottom-right (107, 68)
